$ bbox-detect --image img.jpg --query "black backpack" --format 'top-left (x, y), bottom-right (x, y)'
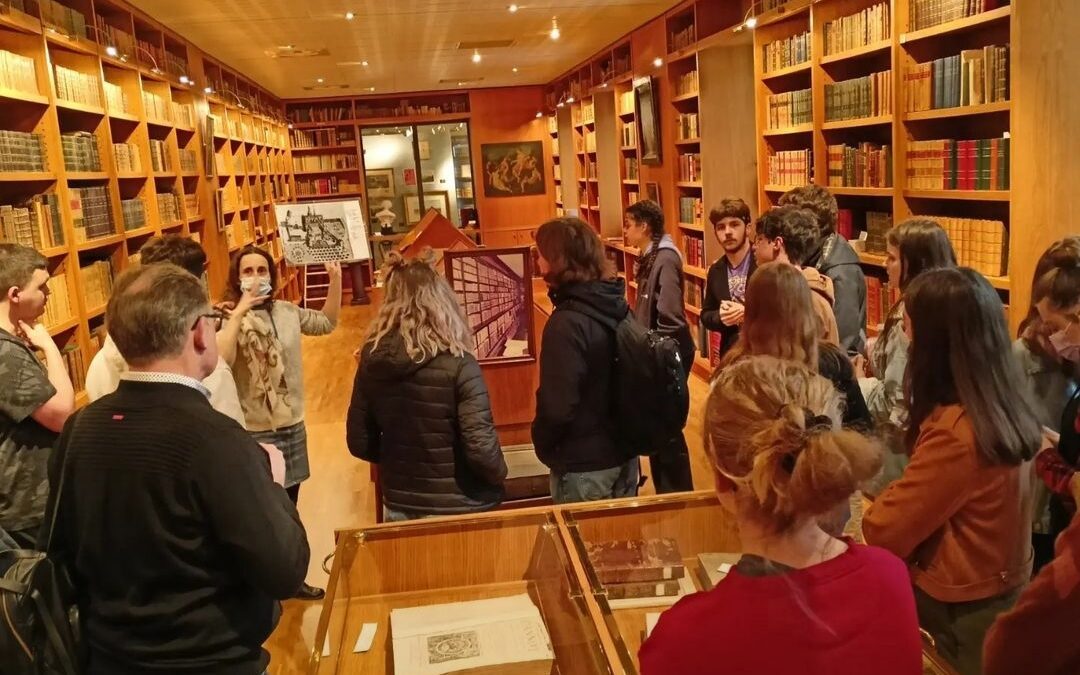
top-left (0, 414), bottom-right (82, 674)
top-left (565, 303), bottom-right (690, 456)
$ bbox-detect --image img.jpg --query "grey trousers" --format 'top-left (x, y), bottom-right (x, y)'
top-left (550, 459), bottom-right (640, 504)
top-left (914, 585), bottom-right (1023, 675)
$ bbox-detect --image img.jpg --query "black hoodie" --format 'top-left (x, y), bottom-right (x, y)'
top-left (347, 331), bottom-right (507, 515)
top-left (532, 279), bottom-right (632, 474)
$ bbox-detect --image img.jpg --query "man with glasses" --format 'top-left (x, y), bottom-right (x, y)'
top-left (45, 262), bottom-right (309, 673)
top-left (86, 235), bottom-right (251, 427)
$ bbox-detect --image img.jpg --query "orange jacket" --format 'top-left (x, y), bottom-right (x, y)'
top-left (863, 405), bottom-right (1033, 603)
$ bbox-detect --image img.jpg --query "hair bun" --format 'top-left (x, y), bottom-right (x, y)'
top-left (416, 246), bottom-right (438, 267)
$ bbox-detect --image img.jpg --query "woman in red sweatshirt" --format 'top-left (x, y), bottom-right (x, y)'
top-left (639, 356), bottom-right (922, 675)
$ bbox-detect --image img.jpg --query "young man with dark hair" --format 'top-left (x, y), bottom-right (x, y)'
top-left (701, 197), bottom-right (756, 359)
top-left (778, 185), bottom-right (867, 354)
top-left (753, 206), bottom-right (840, 346)
top-left (46, 262), bottom-right (308, 674)
top-left (0, 243), bottom-right (75, 548)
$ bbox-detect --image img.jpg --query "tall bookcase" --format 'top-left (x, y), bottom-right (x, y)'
top-left (0, 0), bottom-right (291, 407)
top-left (753, 0), bottom-right (1015, 334)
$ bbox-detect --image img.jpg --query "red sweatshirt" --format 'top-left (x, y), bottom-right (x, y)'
top-left (639, 543), bottom-right (922, 675)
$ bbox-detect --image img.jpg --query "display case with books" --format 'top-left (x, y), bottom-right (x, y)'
top-left (312, 509), bottom-right (613, 674)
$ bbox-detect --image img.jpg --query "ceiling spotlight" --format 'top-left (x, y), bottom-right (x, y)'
top-left (457, 81), bottom-right (465, 86)
top-left (512, 67), bottom-right (519, 73)
top-left (653, 57), bottom-right (663, 67)
top-left (345, 11), bottom-right (355, 20)
top-left (179, 75), bottom-right (191, 85)
top-left (566, 96), bottom-right (575, 104)
top-left (535, 111), bottom-right (543, 118)
top-left (361, 60), bottom-right (369, 66)
top-left (105, 45), bottom-right (118, 57)
top-left (601, 82), bottom-right (608, 88)
top-left (317, 77), bottom-right (324, 83)
top-left (550, 18), bottom-right (560, 40)
top-left (368, 86), bottom-right (376, 91)
top-left (204, 86), bottom-right (213, 94)
top-left (508, 3), bottom-right (518, 12)
top-left (745, 16), bottom-right (758, 29)
top-left (472, 49), bottom-right (482, 64)
top-left (556, 101), bottom-right (565, 108)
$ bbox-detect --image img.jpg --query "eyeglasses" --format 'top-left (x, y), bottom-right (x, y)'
top-left (192, 310), bottom-right (228, 332)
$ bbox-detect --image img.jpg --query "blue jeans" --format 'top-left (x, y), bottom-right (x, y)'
top-left (550, 459), bottom-right (640, 504)
top-left (383, 506), bottom-right (427, 522)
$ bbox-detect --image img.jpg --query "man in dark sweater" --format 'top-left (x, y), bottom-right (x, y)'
top-left (45, 263), bottom-right (309, 675)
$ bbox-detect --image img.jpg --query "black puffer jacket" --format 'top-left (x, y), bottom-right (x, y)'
top-left (532, 279), bottom-right (631, 474)
top-left (346, 331), bottom-right (506, 515)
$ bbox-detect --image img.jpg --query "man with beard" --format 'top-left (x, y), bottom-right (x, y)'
top-left (701, 198), bottom-right (755, 359)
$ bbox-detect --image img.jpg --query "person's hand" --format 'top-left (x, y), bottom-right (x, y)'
top-left (259, 442), bottom-right (286, 487)
top-left (232, 285), bottom-right (270, 317)
top-left (851, 354), bottom-right (868, 378)
top-left (18, 321), bottom-right (53, 351)
top-left (325, 261), bottom-right (342, 281)
top-left (719, 301), bottom-right (745, 327)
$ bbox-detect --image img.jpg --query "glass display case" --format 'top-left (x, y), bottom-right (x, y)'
top-left (311, 508), bottom-right (612, 674)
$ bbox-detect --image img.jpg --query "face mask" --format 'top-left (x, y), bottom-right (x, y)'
top-left (1049, 326), bottom-right (1080, 363)
top-left (240, 276), bottom-right (272, 298)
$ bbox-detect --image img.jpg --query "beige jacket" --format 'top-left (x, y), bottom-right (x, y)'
top-left (802, 267), bottom-right (840, 346)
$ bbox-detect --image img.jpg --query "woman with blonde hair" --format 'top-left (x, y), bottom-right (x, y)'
top-left (346, 249), bottom-right (506, 521)
top-left (640, 356), bottom-right (921, 674)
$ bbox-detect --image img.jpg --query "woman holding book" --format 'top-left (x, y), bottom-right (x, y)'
top-left (863, 267), bottom-right (1043, 675)
top-left (346, 249), bottom-right (506, 521)
top-left (640, 356), bottom-right (921, 675)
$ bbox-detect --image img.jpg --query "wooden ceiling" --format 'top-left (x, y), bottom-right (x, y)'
top-left (129, 0), bottom-right (683, 99)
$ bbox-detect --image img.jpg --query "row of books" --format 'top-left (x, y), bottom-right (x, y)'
top-left (178, 149), bottom-right (198, 173)
top-left (0, 130), bottom-right (47, 172)
top-left (289, 128), bottom-right (356, 149)
top-left (547, 115), bottom-right (558, 135)
top-left (135, 39), bottom-right (165, 72)
top-left (157, 192), bottom-right (181, 225)
top-left (354, 99), bottom-right (468, 119)
top-left (40, 0), bottom-right (86, 39)
top-left (678, 153), bottom-right (702, 183)
top-left (149, 139), bottom-right (172, 173)
top-left (905, 46), bottom-right (1009, 112)
top-left (863, 211), bottom-right (894, 254)
top-left (143, 92), bottom-right (192, 127)
top-left (94, 15), bottom-right (135, 56)
top-left (767, 88), bottom-right (812, 129)
top-left (40, 271), bottom-right (72, 330)
top-left (683, 235), bottom-right (706, 270)
top-left (62, 132), bottom-right (101, 172)
top-left (585, 131), bottom-right (597, 153)
top-left (936, 215), bottom-right (1007, 276)
top-left (618, 91), bottom-right (635, 115)
top-left (184, 193), bottom-right (200, 218)
top-left (675, 70), bottom-right (699, 97)
top-left (685, 276), bottom-right (705, 310)
top-left (624, 157), bottom-right (639, 180)
top-left (823, 2), bottom-right (890, 55)
top-left (581, 101), bottom-right (595, 125)
top-left (295, 177), bottom-right (360, 196)
top-left (826, 143), bottom-right (893, 188)
top-left (63, 343), bottom-right (88, 394)
top-left (909, 0), bottom-right (1007, 31)
top-left (768, 149), bottom-right (812, 187)
top-left (79, 260), bottom-right (114, 311)
top-left (824, 70), bottom-right (892, 121)
top-left (162, 52), bottom-right (188, 81)
top-left (553, 163), bottom-right (561, 182)
top-left (113, 143), bottom-right (142, 173)
top-left (0, 196), bottom-right (64, 250)
top-left (621, 123), bottom-right (636, 148)
top-left (866, 276), bottom-right (902, 331)
top-left (120, 198), bottom-right (146, 231)
top-left (669, 23), bottom-right (696, 52)
top-left (292, 154), bottom-right (359, 172)
top-left (0, 49), bottom-right (38, 96)
top-left (905, 137), bottom-right (1009, 191)
top-left (762, 31), bottom-right (810, 74)
top-left (70, 186), bottom-right (113, 242)
top-left (836, 208), bottom-right (856, 241)
top-left (585, 161), bottom-right (597, 180)
top-left (54, 65), bottom-right (101, 108)
top-left (103, 81), bottom-right (129, 115)
top-left (676, 112), bottom-right (699, 140)
top-left (678, 197), bottom-right (704, 226)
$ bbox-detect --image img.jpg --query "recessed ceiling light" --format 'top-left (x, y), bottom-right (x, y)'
top-left (550, 18), bottom-right (560, 40)
top-left (512, 67), bottom-right (519, 73)
top-left (653, 57), bottom-right (663, 67)
top-left (317, 77), bottom-right (324, 83)
top-left (508, 3), bottom-right (518, 12)
top-left (457, 81), bottom-right (464, 86)
top-left (368, 86), bottom-right (376, 91)
top-left (535, 111), bottom-right (542, 118)
top-left (345, 11), bottom-right (355, 20)
top-left (362, 60), bottom-right (369, 67)
top-left (472, 49), bottom-right (482, 64)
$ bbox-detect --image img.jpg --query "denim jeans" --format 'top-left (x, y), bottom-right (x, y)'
top-left (382, 506), bottom-right (431, 522)
top-left (550, 459), bottom-right (640, 504)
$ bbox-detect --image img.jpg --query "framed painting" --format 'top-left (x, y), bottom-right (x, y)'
top-left (365, 168), bottom-right (396, 199)
top-left (405, 190), bottom-right (451, 225)
top-left (644, 181), bottom-right (661, 207)
top-left (634, 76), bottom-right (662, 166)
top-left (444, 246), bottom-right (536, 364)
top-left (480, 142), bottom-right (546, 197)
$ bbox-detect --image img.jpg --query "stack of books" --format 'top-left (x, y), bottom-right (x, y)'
top-left (103, 81), bottom-right (129, 114)
top-left (585, 538), bottom-right (691, 602)
top-left (618, 91), bottom-right (635, 114)
top-left (866, 276), bottom-right (901, 331)
top-left (172, 102), bottom-right (193, 128)
top-left (676, 112), bottom-right (699, 140)
top-left (762, 31), bottom-right (810, 73)
top-left (156, 192), bottom-right (181, 225)
top-left (683, 234), bottom-right (705, 268)
top-left (61, 132), bottom-right (102, 172)
top-left (54, 65), bottom-right (101, 107)
top-left (142, 91), bottom-right (170, 122)
top-left (149, 139), bottom-right (171, 172)
top-left (0, 49), bottom-right (39, 95)
top-left (678, 196), bottom-right (704, 226)
top-left (826, 142), bottom-right (893, 188)
top-left (0, 196), bottom-right (64, 249)
top-left (292, 154), bottom-right (358, 172)
top-left (670, 23), bottom-right (696, 52)
top-left (113, 143), bottom-right (142, 173)
top-left (905, 46), bottom-right (1009, 112)
top-left (69, 186), bottom-right (114, 241)
top-left (768, 149), bottom-right (812, 187)
top-left (678, 153), bottom-right (702, 182)
top-left (824, 2), bottom-right (890, 55)
top-left (184, 193), bottom-right (199, 218)
top-left (824, 70), bottom-right (892, 121)
top-left (685, 276), bottom-right (705, 309)
top-left (906, 137), bottom-right (1009, 190)
top-left (767, 89), bottom-right (812, 129)
top-left (120, 198), bottom-right (146, 231)
top-left (178, 149), bottom-right (198, 173)
top-left (585, 131), bottom-right (597, 153)
top-left (39, 271), bottom-right (72, 328)
top-left (935, 215), bottom-right (1007, 276)
top-left (621, 123), bottom-right (636, 147)
top-left (0, 130), bottom-right (48, 172)
top-left (864, 211), bottom-right (894, 254)
top-left (676, 70), bottom-right (699, 97)
top-left (910, 0), bottom-right (1008, 31)
top-left (79, 260), bottom-right (114, 310)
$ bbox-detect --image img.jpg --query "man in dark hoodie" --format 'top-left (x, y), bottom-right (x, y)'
top-left (532, 217), bottom-right (639, 503)
top-left (779, 185), bottom-right (867, 355)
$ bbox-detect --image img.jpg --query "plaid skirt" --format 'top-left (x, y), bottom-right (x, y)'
top-left (250, 421), bottom-right (310, 488)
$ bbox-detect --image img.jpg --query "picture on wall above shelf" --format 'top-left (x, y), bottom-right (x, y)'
top-left (634, 76), bottom-right (661, 166)
top-left (480, 141), bottom-right (545, 197)
top-left (445, 247), bottom-right (535, 365)
top-left (405, 191), bottom-right (451, 225)
top-left (366, 168), bottom-right (395, 199)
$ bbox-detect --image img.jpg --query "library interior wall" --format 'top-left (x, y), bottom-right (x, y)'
top-left (632, 17), bottom-right (679, 231)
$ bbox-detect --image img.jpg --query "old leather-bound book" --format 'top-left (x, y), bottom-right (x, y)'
top-left (584, 538), bottom-right (685, 584)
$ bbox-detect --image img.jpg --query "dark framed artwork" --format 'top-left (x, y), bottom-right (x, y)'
top-left (644, 181), bottom-right (661, 207)
top-left (480, 142), bottom-right (546, 197)
top-left (444, 246), bottom-right (536, 364)
top-left (635, 76), bottom-right (662, 166)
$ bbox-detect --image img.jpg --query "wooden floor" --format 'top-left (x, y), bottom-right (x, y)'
top-left (265, 301), bottom-right (714, 672)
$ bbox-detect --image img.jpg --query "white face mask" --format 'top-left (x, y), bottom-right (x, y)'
top-left (240, 275), bottom-right (272, 298)
top-left (1049, 326), bottom-right (1080, 363)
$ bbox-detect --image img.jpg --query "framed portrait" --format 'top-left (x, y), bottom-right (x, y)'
top-left (480, 141), bottom-right (546, 197)
top-left (405, 190), bottom-right (451, 225)
top-left (444, 246), bottom-right (536, 364)
top-left (634, 76), bottom-right (662, 166)
top-left (365, 168), bottom-right (396, 199)
top-left (644, 181), bottom-right (661, 207)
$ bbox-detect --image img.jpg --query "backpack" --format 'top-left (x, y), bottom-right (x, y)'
top-left (0, 414), bottom-right (82, 674)
top-left (565, 303), bottom-right (690, 456)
